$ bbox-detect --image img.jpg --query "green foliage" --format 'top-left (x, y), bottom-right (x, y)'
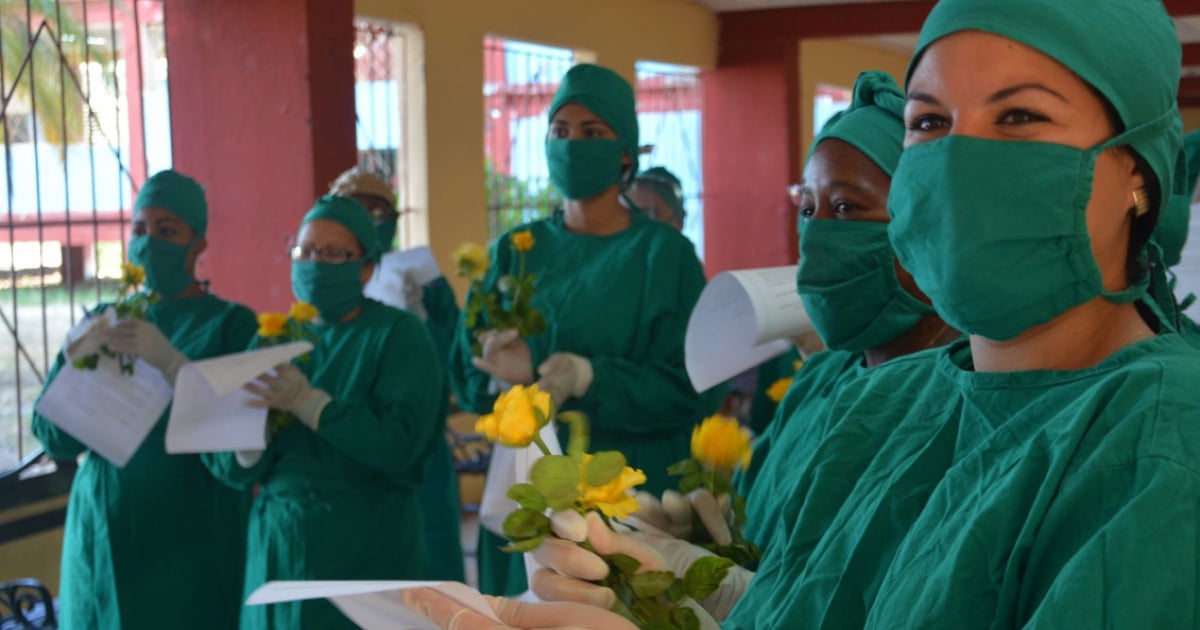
top-left (585, 450), bottom-right (626, 486)
top-left (667, 457), bottom-right (763, 567)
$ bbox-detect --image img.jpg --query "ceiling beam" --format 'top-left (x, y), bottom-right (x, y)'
top-left (719, 1), bottom-right (935, 43)
top-left (1181, 76), bottom-right (1200, 98)
top-left (1181, 95), bottom-right (1200, 109)
top-left (1165, 0), bottom-right (1200, 17)
top-left (1184, 43), bottom-right (1200, 67)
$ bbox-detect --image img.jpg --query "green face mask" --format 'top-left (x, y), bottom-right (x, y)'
top-left (291, 260), bottom-right (365, 323)
top-left (796, 219), bottom-right (934, 351)
top-left (545, 139), bottom-right (624, 200)
top-left (375, 219), bottom-right (397, 254)
top-left (888, 122), bottom-right (1163, 341)
top-left (128, 235), bottom-right (195, 297)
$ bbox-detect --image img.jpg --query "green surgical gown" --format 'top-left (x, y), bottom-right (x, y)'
top-left (206, 299), bottom-right (444, 629)
top-left (725, 332), bottom-right (1200, 629)
top-left (746, 347), bottom-right (804, 436)
top-left (738, 350), bottom-right (864, 550)
top-left (31, 293), bottom-right (257, 630)
top-left (451, 209), bottom-right (725, 595)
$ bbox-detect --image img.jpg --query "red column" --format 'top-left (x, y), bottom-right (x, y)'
top-left (701, 40), bottom-right (801, 276)
top-left (163, 0), bottom-right (356, 312)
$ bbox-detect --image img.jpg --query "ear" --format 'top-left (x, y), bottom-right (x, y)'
top-left (1122, 149), bottom-right (1147, 210)
top-left (186, 236), bottom-right (208, 274)
top-left (360, 260), bottom-right (376, 286)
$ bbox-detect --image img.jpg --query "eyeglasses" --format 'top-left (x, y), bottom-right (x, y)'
top-left (289, 246), bottom-right (361, 264)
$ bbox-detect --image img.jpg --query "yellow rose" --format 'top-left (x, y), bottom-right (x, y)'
top-left (120, 262), bottom-right (145, 287)
top-left (765, 377), bottom-right (793, 403)
top-left (454, 242), bottom-right (490, 281)
top-left (578, 453), bottom-right (646, 519)
top-left (486, 384), bottom-right (552, 447)
top-left (290, 301), bottom-right (318, 324)
top-left (512, 230), bottom-right (535, 253)
top-left (256, 312), bottom-right (289, 338)
top-left (691, 414), bottom-right (753, 472)
top-left (475, 413), bottom-right (499, 442)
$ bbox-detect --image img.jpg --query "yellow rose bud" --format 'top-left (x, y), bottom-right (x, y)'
top-left (577, 453), bottom-right (646, 519)
top-left (256, 312), bottom-right (289, 338)
top-left (488, 384), bottom-right (549, 447)
top-left (765, 377), bottom-right (793, 403)
top-left (475, 414), bottom-right (499, 442)
top-left (691, 414), bottom-right (753, 472)
top-left (120, 262), bottom-right (146, 287)
top-left (454, 242), bottom-right (490, 281)
top-left (512, 230), bottom-right (535, 253)
top-left (289, 301), bottom-right (318, 324)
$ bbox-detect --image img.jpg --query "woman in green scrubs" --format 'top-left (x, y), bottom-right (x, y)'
top-left (449, 63), bottom-right (724, 596)
top-left (205, 195), bottom-right (444, 629)
top-left (32, 170), bottom-right (256, 630)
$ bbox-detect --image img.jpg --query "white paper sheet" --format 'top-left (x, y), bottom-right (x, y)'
top-left (165, 341), bottom-right (313, 454)
top-left (33, 355), bottom-right (172, 468)
top-left (685, 266), bottom-right (814, 392)
top-left (365, 246), bottom-right (445, 311)
top-left (246, 580), bottom-right (500, 630)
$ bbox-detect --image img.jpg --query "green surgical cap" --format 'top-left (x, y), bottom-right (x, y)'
top-left (910, 0), bottom-right (1183, 218)
top-left (809, 71), bottom-right (905, 177)
top-left (635, 166), bottom-right (685, 221)
top-left (548, 64), bottom-right (639, 180)
top-left (134, 169), bottom-right (208, 236)
top-left (1184, 130), bottom-right (1200, 199)
top-left (301, 195), bottom-right (381, 262)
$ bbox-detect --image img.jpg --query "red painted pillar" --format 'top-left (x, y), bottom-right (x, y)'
top-left (701, 40), bottom-right (801, 276)
top-left (163, 0), bottom-right (356, 312)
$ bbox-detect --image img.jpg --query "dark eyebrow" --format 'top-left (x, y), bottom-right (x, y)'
top-left (988, 82), bottom-right (1068, 104)
top-left (906, 91), bottom-right (941, 106)
top-left (580, 119), bottom-right (605, 127)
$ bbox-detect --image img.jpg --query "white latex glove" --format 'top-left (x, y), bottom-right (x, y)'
top-left (62, 308), bottom-right (113, 362)
top-left (536, 352), bottom-right (594, 405)
top-left (106, 319), bottom-right (188, 383)
top-left (472, 329), bottom-right (534, 385)
top-left (402, 270), bottom-right (428, 321)
top-left (400, 588), bottom-right (639, 630)
top-left (632, 489), bottom-right (733, 546)
top-left (243, 363), bottom-right (332, 431)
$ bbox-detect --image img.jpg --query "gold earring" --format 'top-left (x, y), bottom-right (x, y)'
top-left (1132, 188), bottom-right (1150, 217)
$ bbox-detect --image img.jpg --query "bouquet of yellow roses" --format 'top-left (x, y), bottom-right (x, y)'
top-left (661, 415), bottom-right (762, 568)
top-left (455, 230), bottom-right (548, 356)
top-left (72, 262), bottom-right (159, 374)
top-left (477, 384), bottom-right (733, 629)
top-left (253, 302), bottom-right (318, 434)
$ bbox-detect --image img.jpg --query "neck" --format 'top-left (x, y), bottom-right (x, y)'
top-left (563, 186), bottom-right (631, 235)
top-left (168, 281), bottom-right (205, 299)
top-left (970, 297), bottom-right (1155, 373)
top-left (863, 312), bottom-right (958, 368)
top-left (337, 304), bottom-right (363, 323)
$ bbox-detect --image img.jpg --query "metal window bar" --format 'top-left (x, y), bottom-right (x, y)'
top-left (483, 37), bottom-right (572, 238)
top-left (353, 24), bottom-right (399, 193)
top-left (0, 0), bottom-right (167, 472)
top-left (634, 62), bottom-right (705, 252)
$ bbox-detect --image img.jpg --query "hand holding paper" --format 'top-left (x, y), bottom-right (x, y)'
top-left (243, 363), bottom-right (331, 430)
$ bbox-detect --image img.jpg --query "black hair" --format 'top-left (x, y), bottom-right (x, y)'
top-left (1094, 91), bottom-right (1157, 284)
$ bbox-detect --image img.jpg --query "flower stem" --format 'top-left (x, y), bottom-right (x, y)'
top-left (532, 434), bottom-right (552, 457)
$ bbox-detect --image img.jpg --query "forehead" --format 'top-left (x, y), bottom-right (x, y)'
top-left (298, 219), bottom-right (359, 248)
top-left (551, 102), bottom-right (606, 124)
top-left (803, 139), bottom-right (888, 188)
top-left (133, 206), bottom-right (185, 224)
top-left (909, 30), bottom-right (1087, 97)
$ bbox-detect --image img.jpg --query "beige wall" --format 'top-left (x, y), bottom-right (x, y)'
top-left (0, 496), bottom-right (67, 593)
top-left (798, 39), bottom-right (912, 166)
top-left (354, 0), bottom-right (717, 296)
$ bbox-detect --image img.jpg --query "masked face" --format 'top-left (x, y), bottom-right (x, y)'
top-left (545, 103), bottom-right (630, 200)
top-left (891, 31), bottom-right (1152, 340)
top-left (290, 220), bottom-right (373, 323)
top-left (794, 140), bottom-right (933, 351)
top-left (128, 207), bottom-right (202, 297)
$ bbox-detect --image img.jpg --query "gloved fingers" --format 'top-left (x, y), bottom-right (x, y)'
top-left (689, 489), bottom-right (733, 546)
top-left (551, 510), bottom-right (589, 543)
top-left (241, 381), bottom-right (277, 408)
top-left (661, 490), bottom-right (695, 531)
top-left (632, 492), bottom-right (675, 532)
top-left (717, 493), bottom-right (732, 520)
top-left (489, 594), bottom-right (639, 630)
top-left (529, 567), bottom-right (616, 609)
top-left (399, 588), bottom-right (512, 630)
top-left (584, 512), bottom-right (666, 572)
top-left (531, 536), bottom-right (609, 581)
top-left (536, 353), bottom-right (570, 377)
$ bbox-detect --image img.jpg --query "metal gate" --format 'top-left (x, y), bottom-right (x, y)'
top-left (0, 0), bottom-right (168, 474)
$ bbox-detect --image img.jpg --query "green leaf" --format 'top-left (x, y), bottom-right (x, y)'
top-left (506, 483), bottom-right (547, 512)
top-left (679, 473), bottom-right (703, 494)
top-left (607, 552), bottom-right (642, 577)
top-left (667, 459), bottom-right (701, 477)
top-left (534, 406), bottom-right (547, 429)
top-left (585, 450), bottom-right (626, 486)
top-left (500, 535), bottom-right (545, 553)
top-left (682, 555), bottom-right (734, 601)
top-left (628, 570), bottom-right (676, 599)
top-left (673, 606), bottom-right (701, 630)
top-left (501, 507), bottom-right (550, 540)
top-left (529, 455), bottom-right (579, 505)
top-left (710, 472), bottom-right (733, 496)
top-left (642, 620), bottom-right (678, 630)
top-left (544, 493), bottom-right (577, 512)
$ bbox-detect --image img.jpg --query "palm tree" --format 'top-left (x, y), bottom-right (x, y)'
top-left (1, 0), bottom-right (114, 148)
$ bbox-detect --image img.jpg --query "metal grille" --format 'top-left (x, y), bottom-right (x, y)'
top-left (483, 37), bottom-right (572, 238)
top-left (0, 0), bottom-right (168, 473)
top-left (635, 61), bottom-right (705, 255)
